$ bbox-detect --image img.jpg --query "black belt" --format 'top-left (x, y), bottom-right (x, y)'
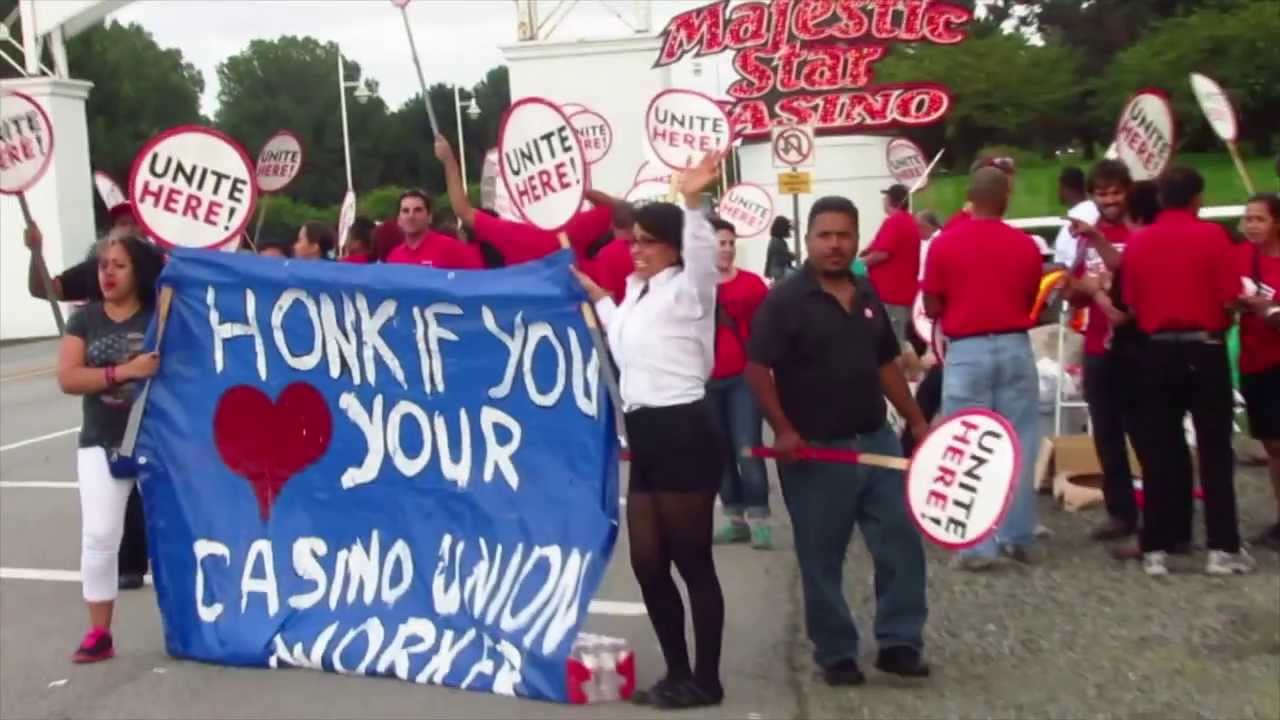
top-left (1148, 330), bottom-right (1225, 343)
top-left (948, 329), bottom-right (1027, 341)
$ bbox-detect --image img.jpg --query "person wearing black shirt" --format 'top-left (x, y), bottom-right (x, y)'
top-left (23, 205), bottom-right (151, 590)
top-left (746, 196), bottom-right (931, 686)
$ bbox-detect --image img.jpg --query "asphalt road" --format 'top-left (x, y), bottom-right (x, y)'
top-left (2, 338), bottom-right (1277, 720)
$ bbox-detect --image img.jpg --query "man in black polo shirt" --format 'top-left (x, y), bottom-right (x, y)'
top-left (746, 196), bottom-right (931, 686)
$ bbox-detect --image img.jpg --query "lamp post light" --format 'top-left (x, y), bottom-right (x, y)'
top-left (337, 47), bottom-right (371, 193)
top-left (453, 86), bottom-right (482, 188)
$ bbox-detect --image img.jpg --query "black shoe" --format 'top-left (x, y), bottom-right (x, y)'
top-left (1251, 523), bottom-right (1280, 551)
top-left (1090, 518), bottom-right (1136, 541)
top-left (822, 659), bottom-right (866, 686)
top-left (118, 573), bottom-right (145, 590)
top-left (875, 646), bottom-right (931, 678)
top-left (651, 678), bottom-right (723, 710)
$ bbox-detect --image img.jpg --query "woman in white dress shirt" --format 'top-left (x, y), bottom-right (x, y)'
top-left (575, 152), bottom-right (727, 710)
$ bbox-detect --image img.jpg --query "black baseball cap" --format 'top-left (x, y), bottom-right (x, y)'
top-left (881, 184), bottom-right (909, 205)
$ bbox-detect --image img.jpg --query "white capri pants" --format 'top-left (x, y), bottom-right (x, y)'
top-left (77, 447), bottom-right (137, 602)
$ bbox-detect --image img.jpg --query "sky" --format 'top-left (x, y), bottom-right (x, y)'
top-left (109, 0), bottom-right (705, 115)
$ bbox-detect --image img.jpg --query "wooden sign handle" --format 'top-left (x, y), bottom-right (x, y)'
top-left (1226, 142), bottom-right (1255, 195)
top-left (17, 193), bottom-right (65, 334)
top-left (743, 446), bottom-right (910, 471)
top-left (561, 231), bottom-right (629, 449)
top-left (117, 284), bottom-right (175, 457)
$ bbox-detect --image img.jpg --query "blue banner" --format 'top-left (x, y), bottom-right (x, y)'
top-left (137, 248), bottom-right (619, 702)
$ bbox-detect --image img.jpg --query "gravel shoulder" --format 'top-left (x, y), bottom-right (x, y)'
top-left (787, 464), bottom-right (1280, 720)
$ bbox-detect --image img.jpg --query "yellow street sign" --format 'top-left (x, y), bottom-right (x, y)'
top-left (777, 171), bottom-right (811, 195)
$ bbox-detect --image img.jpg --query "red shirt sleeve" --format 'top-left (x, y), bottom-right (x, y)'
top-left (742, 271), bottom-right (769, 326)
top-left (1212, 227), bottom-right (1242, 306)
top-left (561, 204), bottom-right (615, 260)
top-left (920, 233), bottom-right (949, 296)
top-left (436, 236), bottom-right (486, 270)
top-left (471, 212), bottom-right (559, 265)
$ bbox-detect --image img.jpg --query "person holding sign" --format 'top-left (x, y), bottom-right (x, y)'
top-left (573, 152), bottom-right (728, 710)
top-left (384, 189), bottom-right (484, 268)
top-left (922, 168), bottom-right (1044, 570)
top-left (57, 232), bottom-right (164, 663)
top-left (1123, 167), bottom-right (1252, 577)
top-left (1236, 193), bottom-right (1280, 550)
top-left (746, 196), bottom-right (932, 686)
top-left (861, 183), bottom-right (922, 344)
top-left (705, 218), bottom-right (772, 549)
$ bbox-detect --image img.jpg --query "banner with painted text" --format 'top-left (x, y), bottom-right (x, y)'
top-left (137, 249), bottom-right (619, 703)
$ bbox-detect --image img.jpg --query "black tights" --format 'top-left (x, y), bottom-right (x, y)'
top-left (627, 490), bottom-right (724, 689)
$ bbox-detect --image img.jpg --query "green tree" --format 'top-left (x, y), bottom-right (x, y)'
top-left (1093, 0), bottom-right (1280, 155)
top-left (876, 33), bottom-right (1083, 166)
top-left (62, 22), bottom-right (205, 186)
top-left (214, 36), bottom-right (391, 207)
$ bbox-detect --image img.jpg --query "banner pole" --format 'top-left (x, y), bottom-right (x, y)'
top-left (337, 48), bottom-right (355, 192)
top-left (18, 193), bottom-right (64, 333)
top-left (559, 231), bottom-right (628, 449)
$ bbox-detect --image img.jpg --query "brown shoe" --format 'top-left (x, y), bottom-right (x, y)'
top-left (1090, 518), bottom-right (1137, 541)
top-left (1110, 543), bottom-right (1142, 560)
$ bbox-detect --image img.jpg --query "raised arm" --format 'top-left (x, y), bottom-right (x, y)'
top-left (678, 151), bottom-right (726, 314)
top-left (434, 135), bottom-right (475, 227)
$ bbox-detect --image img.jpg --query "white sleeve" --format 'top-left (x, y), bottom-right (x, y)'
top-left (1052, 224), bottom-right (1076, 265)
top-left (681, 207), bottom-right (718, 316)
top-left (593, 297), bottom-right (618, 330)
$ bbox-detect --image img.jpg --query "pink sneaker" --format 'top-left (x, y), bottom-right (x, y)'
top-left (72, 627), bottom-right (115, 664)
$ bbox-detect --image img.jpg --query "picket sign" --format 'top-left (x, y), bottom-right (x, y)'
top-left (128, 125), bottom-right (258, 250)
top-left (644, 89), bottom-right (734, 172)
top-left (251, 129), bottom-right (305, 248)
top-left (1189, 73), bottom-right (1254, 194)
top-left (93, 170), bottom-right (127, 210)
top-left (497, 97), bottom-right (626, 448)
top-left (336, 190), bottom-right (357, 255)
top-left (716, 183), bottom-right (773, 238)
top-left (886, 138), bottom-right (929, 190)
top-left (0, 89), bottom-right (63, 331)
top-left (746, 410), bottom-right (1020, 550)
top-left (1113, 89), bottom-right (1175, 182)
top-left (568, 108), bottom-right (613, 166)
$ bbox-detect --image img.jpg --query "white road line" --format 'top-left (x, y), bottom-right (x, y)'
top-left (0, 481), bottom-right (76, 489)
top-left (0, 566), bottom-right (648, 616)
top-left (0, 427), bottom-right (80, 453)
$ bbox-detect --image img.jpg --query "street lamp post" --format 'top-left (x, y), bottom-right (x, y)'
top-left (453, 86), bottom-right (481, 188)
top-left (337, 46), bottom-right (371, 193)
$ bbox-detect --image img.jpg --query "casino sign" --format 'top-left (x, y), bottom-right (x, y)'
top-left (653, 0), bottom-right (971, 138)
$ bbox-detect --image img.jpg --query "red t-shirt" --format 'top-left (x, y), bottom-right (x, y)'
top-left (941, 209), bottom-right (972, 232)
top-left (340, 253), bottom-right (371, 264)
top-left (922, 217), bottom-right (1042, 338)
top-left (712, 270), bottom-right (768, 379)
top-left (864, 210), bottom-right (921, 306)
top-left (1122, 209), bottom-right (1240, 335)
top-left (1237, 243), bottom-right (1280, 375)
top-left (385, 231), bottom-right (484, 269)
top-left (1070, 222), bottom-right (1130, 356)
top-left (580, 237), bottom-right (634, 304)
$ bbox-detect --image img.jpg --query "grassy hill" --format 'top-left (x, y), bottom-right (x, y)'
top-left (912, 152), bottom-right (1277, 221)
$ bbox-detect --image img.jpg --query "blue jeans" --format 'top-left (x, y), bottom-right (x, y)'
top-left (705, 375), bottom-right (769, 519)
top-left (778, 425), bottom-right (928, 668)
top-left (941, 333), bottom-right (1042, 558)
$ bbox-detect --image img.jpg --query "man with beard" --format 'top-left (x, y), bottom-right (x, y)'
top-left (747, 196), bottom-right (931, 685)
top-left (1064, 161), bottom-right (1142, 543)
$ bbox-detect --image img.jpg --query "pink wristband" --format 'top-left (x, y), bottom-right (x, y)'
top-left (105, 365), bottom-right (116, 385)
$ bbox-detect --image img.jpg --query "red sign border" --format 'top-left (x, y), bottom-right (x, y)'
top-left (885, 137), bottom-right (930, 190)
top-left (716, 181), bottom-right (774, 238)
top-left (772, 125), bottom-right (814, 168)
top-left (567, 108), bottom-right (614, 166)
top-left (497, 96), bottom-right (590, 233)
top-left (1112, 87), bottom-right (1178, 181)
top-left (0, 90), bottom-right (56, 196)
top-left (645, 88), bottom-right (737, 172)
top-left (255, 128), bottom-right (306, 195)
top-left (127, 124), bottom-right (259, 251)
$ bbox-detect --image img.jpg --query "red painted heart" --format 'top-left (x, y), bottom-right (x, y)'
top-left (213, 383), bottom-right (332, 521)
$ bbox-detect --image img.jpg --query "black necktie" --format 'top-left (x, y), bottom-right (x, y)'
top-left (638, 282), bottom-right (650, 301)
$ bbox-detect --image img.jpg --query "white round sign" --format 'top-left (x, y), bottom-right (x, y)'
top-left (716, 183), bottom-right (774, 238)
top-left (498, 97), bottom-right (588, 232)
top-left (0, 90), bottom-right (55, 195)
top-left (911, 292), bottom-right (933, 345)
top-left (906, 410), bottom-right (1020, 550)
top-left (1189, 73), bottom-right (1237, 143)
top-left (569, 109), bottom-right (613, 166)
top-left (645, 89), bottom-right (733, 171)
top-left (1113, 90), bottom-right (1175, 181)
top-left (634, 160), bottom-right (672, 186)
top-left (255, 129), bottom-right (304, 194)
top-left (128, 125), bottom-right (258, 250)
top-left (93, 170), bottom-right (126, 210)
top-left (624, 179), bottom-right (671, 208)
top-left (886, 138), bottom-right (929, 190)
